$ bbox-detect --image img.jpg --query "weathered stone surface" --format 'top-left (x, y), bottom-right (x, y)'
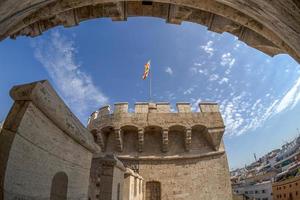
top-left (88, 154), bottom-right (126, 200)
top-left (88, 102), bottom-right (231, 200)
top-left (123, 168), bottom-right (144, 200)
top-left (122, 153), bottom-right (232, 200)
top-left (0, 0), bottom-right (299, 62)
top-left (10, 80), bottom-right (100, 153)
top-left (0, 80), bottom-right (99, 199)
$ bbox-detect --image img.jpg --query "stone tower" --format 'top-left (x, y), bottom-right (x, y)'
top-left (88, 102), bottom-right (232, 200)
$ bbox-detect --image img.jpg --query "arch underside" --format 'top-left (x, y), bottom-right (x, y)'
top-left (0, 0), bottom-right (299, 62)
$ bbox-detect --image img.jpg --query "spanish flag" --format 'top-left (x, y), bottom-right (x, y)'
top-left (142, 60), bottom-right (151, 80)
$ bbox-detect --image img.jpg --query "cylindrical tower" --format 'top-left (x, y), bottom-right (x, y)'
top-left (88, 102), bottom-right (232, 200)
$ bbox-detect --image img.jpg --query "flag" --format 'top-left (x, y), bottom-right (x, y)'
top-left (142, 60), bottom-right (151, 80)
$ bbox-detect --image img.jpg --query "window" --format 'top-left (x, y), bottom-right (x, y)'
top-left (296, 191), bottom-right (298, 196)
top-left (255, 190), bottom-right (258, 194)
top-left (146, 181), bottom-right (161, 200)
top-left (262, 190), bottom-right (266, 193)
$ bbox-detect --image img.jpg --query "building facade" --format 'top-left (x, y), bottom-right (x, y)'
top-left (233, 181), bottom-right (273, 200)
top-left (88, 102), bottom-right (232, 200)
top-left (272, 176), bottom-right (300, 200)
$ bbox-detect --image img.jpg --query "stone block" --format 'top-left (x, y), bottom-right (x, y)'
top-left (135, 102), bottom-right (148, 113)
top-left (114, 102), bottom-right (128, 114)
top-left (156, 102), bottom-right (170, 113)
top-left (199, 102), bottom-right (220, 112)
top-left (176, 102), bottom-right (191, 113)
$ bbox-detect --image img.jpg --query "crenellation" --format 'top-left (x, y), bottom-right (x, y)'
top-left (176, 102), bottom-right (191, 113)
top-left (114, 102), bottom-right (128, 114)
top-left (98, 105), bottom-right (110, 116)
top-left (0, 80), bottom-right (232, 200)
top-left (134, 102), bottom-right (149, 113)
top-left (199, 102), bottom-right (220, 113)
top-left (89, 101), bottom-right (231, 199)
top-left (156, 102), bottom-right (170, 113)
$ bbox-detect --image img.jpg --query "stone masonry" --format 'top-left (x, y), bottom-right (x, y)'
top-left (0, 1), bottom-right (300, 62)
top-left (88, 102), bottom-right (232, 200)
top-left (0, 80), bottom-right (100, 200)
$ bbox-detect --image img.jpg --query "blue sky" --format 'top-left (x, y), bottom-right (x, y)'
top-left (1, 17), bottom-right (300, 169)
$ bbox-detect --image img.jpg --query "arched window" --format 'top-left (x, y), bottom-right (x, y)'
top-left (50, 172), bottom-right (68, 200)
top-left (146, 181), bottom-right (161, 200)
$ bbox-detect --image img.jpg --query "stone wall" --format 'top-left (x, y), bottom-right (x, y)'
top-left (120, 145), bottom-right (232, 200)
top-left (88, 154), bottom-right (126, 200)
top-left (0, 80), bottom-right (100, 199)
top-left (89, 102), bottom-right (232, 200)
top-left (123, 168), bottom-right (144, 200)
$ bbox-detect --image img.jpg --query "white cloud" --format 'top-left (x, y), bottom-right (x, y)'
top-left (233, 43), bottom-right (241, 50)
top-left (209, 74), bottom-right (219, 81)
top-left (184, 87), bottom-right (194, 95)
top-left (194, 62), bottom-right (204, 67)
top-left (274, 76), bottom-right (300, 114)
top-left (220, 73), bottom-right (300, 136)
top-left (190, 67), bottom-right (198, 74)
top-left (33, 31), bottom-right (108, 120)
top-left (200, 41), bottom-right (214, 56)
top-left (165, 67), bottom-right (173, 75)
top-left (221, 53), bottom-right (235, 75)
top-left (218, 77), bottom-right (229, 85)
top-left (221, 53), bottom-right (235, 67)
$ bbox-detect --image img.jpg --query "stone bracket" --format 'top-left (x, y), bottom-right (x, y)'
top-left (138, 129), bottom-right (144, 152)
top-left (205, 127), bottom-right (225, 151)
top-left (96, 130), bottom-right (105, 152)
top-left (114, 129), bottom-right (123, 152)
top-left (184, 128), bottom-right (192, 152)
top-left (162, 129), bottom-right (169, 152)
top-left (112, 1), bottom-right (127, 21)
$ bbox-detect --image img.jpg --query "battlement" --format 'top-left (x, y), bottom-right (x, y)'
top-left (89, 102), bottom-right (220, 121)
top-left (88, 102), bottom-right (225, 158)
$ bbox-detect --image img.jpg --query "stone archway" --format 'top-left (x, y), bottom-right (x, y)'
top-left (0, 0), bottom-right (299, 63)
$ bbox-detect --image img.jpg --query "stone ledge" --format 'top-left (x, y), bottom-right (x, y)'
top-left (117, 150), bottom-right (225, 161)
top-left (9, 80), bottom-right (100, 153)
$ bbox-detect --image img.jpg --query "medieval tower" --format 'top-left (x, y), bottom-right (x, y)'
top-left (87, 102), bottom-right (232, 200)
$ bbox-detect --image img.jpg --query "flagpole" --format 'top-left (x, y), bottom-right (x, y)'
top-left (149, 61), bottom-right (152, 102)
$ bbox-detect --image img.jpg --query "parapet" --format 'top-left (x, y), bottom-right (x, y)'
top-left (89, 102), bottom-right (220, 120)
top-left (9, 80), bottom-right (100, 153)
top-left (88, 102), bottom-right (225, 155)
